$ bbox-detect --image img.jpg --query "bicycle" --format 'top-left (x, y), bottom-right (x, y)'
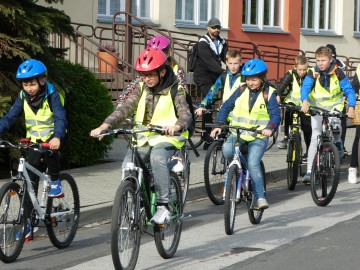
top-left (308, 106), bottom-right (346, 207)
top-left (98, 125), bottom-right (186, 270)
top-left (209, 124), bottom-right (268, 235)
top-left (280, 103), bottom-right (305, 190)
top-left (0, 139), bottom-right (80, 263)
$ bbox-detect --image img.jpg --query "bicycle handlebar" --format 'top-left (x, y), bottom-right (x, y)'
top-left (98, 125), bottom-right (182, 138)
top-left (280, 103), bottom-right (348, 119)
top-left (205, 123), bottom-right (264, 135)
top-left (0, 139), bottom-right (52, 153)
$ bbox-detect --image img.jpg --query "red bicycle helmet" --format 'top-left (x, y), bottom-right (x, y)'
top-left (135, 48), bottom-right (167, 72)
top-left (147, 36), bottom-right (171, 51)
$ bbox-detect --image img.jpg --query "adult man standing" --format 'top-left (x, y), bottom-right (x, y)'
top-left (194, 18), bottom-right (228, 148)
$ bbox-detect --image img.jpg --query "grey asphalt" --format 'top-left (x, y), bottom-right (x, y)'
top-left (0, 128), bottom-right (355, 227)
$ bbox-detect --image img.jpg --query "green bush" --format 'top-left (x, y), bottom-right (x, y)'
top-left (54, 60), bottom-right (115, 169)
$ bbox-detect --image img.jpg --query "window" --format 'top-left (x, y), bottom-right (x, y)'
top-left (355, 0), bottom-right (360, 37)
top-left (98, 0), bottom-right (153, 22)
top-left (242, 0), bottom-right (284, 32)
top-left (301, 0), bottom-right (336, 34)
top-left (176, 0), bottom-right (222, 26)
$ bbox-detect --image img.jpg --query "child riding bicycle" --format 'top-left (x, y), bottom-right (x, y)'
top-left (210, 58), bottom-right (281, 209)
top-left (300, 46), bottom-right (356, 184)
top-left (90, 48), bottom-right (192, 224)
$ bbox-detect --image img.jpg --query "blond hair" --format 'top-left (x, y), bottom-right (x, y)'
top-left (226, 50), bottom-right (241, 61)
top-left (295, 55), bottom-right (308, 66)
top-left (315, 46), bottom-right (332, 58)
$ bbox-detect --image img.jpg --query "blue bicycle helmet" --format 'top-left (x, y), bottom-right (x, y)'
top-left (241, 58), bottom-right (268, 77)
top-left (16, 59), bottom-right (47, 79)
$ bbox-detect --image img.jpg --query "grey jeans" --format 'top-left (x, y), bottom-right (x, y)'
top-left (122, 142), bottom-right (176, 204)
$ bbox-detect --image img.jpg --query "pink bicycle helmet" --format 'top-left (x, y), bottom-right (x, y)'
top-left (147, 36), bottom-right (171, 51)
top-left (135, 48), bottom-right (168, 72)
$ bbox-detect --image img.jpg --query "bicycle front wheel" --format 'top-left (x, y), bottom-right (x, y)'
top-left (111, 179), bottom-right (140, 270)
top-left (0, 182), bottom-right (27, 263)
top-left (247, 161), bottom-right (266, 224)
top-left (224, 165), bottom-right (238, 235)
top-left (46, 173), bottom-right (80, 249)
top-left (311, 142), bottom-right (340, 206)
top-left (204, 140), bottom-right (226, 205)
top-left (154, 172), bottom-right (183, 259)
top-left (287, 133), bottom-right (301, 190)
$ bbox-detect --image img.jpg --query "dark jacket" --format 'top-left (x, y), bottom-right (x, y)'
top-left (193, 33), bottom-right (228, 86)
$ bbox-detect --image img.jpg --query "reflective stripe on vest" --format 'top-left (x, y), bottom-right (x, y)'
top-left (134, 83), bottom-right (188, 148)
top-left (230, 86), bottom-right (275, 142)
top-left (23, 94), bottom-right (54, 143)
top-left (308, 74), bottom-right (344, 111)
top-left (173, 64), bottom-right (179, 75)
top-left (284, 70), bottom-right (302, 105)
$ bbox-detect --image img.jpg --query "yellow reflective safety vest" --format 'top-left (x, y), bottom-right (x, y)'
top-left (308, 69), bottom-right (344, 111)
top-left (134, 83), bottom-right (188, 148)
top-left (222, 74), bottom-right (242, 102)
top-left (231, 86), bottom-right (276, 142)
top-left (284, 70), bottom-right (303, 106)
top-left (22, 89), bottom-right (65, 143)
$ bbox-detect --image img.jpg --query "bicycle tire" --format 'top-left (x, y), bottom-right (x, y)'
top-left (247, 161), bottom-right (266, 224)
top-left (0, 182), bottom-right (27, 263)
top-left (189, 115), bottom-right (205, 149)
top-left (204, 140), bottom-right (226, 205)
top-left (111, 179), bottom-right (140, 270)
top-left (224, 165), bottom-right (238, 235)
top-left (310, 142), bottom-right (340, 207)
top-left (287, 133), bottom-right (301, 190)
top-left (46, 173), bottom-right (80, 249)
top-left (154, 172), bottom-right (183, 259)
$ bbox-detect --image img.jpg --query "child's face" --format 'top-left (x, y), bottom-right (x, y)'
top-left (140, 69), bottom-right (164, 88)
top-left (246, 76), bottom-right (262, 90)
top-left (316, 55), bottom-right (332, 71)
top-left (226, 56), bottom-right (241, 74)
top-left (22, 78), bottom-right (42, 97)
top-left (295, 64), bottom-right (308, 78)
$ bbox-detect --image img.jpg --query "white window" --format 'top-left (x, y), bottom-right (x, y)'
top-left (242, 0), bottom-right (284, 32)
top-left (176, 0), bottom-right (222, 26)
top-left (301, 0), bottom-right (336, 34)
top-left (98, 0), bottom-right (153, 22)
top-left (355, 0), bottom-right (360, 36)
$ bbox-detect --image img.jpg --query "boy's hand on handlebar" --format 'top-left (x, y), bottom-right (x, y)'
top-left (210, 128), bottom-right (221, 138)
top-left (347, 106), bottom-right (355, 119)
top-left (301, 100), bottom-right (309, 113)
top-left (195, 107), bottom-right (205, 116)
top-left (262, 129), bottom-right (273, 137)
top-left (164, 124), bottom-right (182, 136)
top-left (49, 137), bottom-right (61, 150)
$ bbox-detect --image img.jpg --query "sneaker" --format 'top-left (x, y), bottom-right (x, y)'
top-left (302, 153), bottom-right (308, 162)
top-left (348, 167), bottom-right (358, 184)
top-left (48, 180), bottom-right (63, 198)
top-left (277, 138), bottom-right (288, 149)
top-left (256, 198), bottom-right (269, 209)
top-left (16, 219), bottom-right (32, 241)
top-left (302, 172), bottom-right (311, 184)
top-left (150, 206), bottom-right (170, 224)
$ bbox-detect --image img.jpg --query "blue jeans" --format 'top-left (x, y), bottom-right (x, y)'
top-left (122, 142), bottom-right (176, 204)
top-left (223, 134), bottom-right (268, 201)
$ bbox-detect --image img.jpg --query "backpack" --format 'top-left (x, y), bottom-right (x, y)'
top-left (170, 83), bottom-right (196, 137)
top-left (187, 36), bottom-right (211, 72)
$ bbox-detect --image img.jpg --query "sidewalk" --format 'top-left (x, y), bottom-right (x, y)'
top-left (0, 128), bottom-right (355, 226)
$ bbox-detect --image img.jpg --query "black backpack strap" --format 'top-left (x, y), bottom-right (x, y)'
top-left (220, 71), bottom-right (227, 86)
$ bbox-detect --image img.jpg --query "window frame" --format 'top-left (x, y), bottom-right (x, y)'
top-left (301, 0), bottom-right (338, 36)
top-left (175, 0), bottom-right (223, 28)
top-left (242, 0), bottom-right (285, 33)
top-left (355, 0), bottom-right (360, 37)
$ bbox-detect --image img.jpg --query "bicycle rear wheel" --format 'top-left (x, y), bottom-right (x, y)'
top-left (247, 161), bottom-right (266, 224)
top-left (0, 182), bottom-right (27, 263)
top-left (204, 140), bottom-right (226, 205)
top-left (154, 172), bottom-right (183, 259)
top-left (287, 133), bottom-right (301, 190)
top-left (46, 173), bottom-right (80, 249)
top-left (111, 179), bottom-right (140, 270)
top-left (311, 142), bottom-right (340, 206)
top-left (224, 165), bottom-right (239, 235)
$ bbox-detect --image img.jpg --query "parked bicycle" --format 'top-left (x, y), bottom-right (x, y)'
top-left (280, 103), bottom-right (305, 190)
top-left (0, 139), bottom-right (80, 263)
top-left (308, 107), bottom-right (346, 206)
top-left (98, 125), bottom-right (187, 270)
